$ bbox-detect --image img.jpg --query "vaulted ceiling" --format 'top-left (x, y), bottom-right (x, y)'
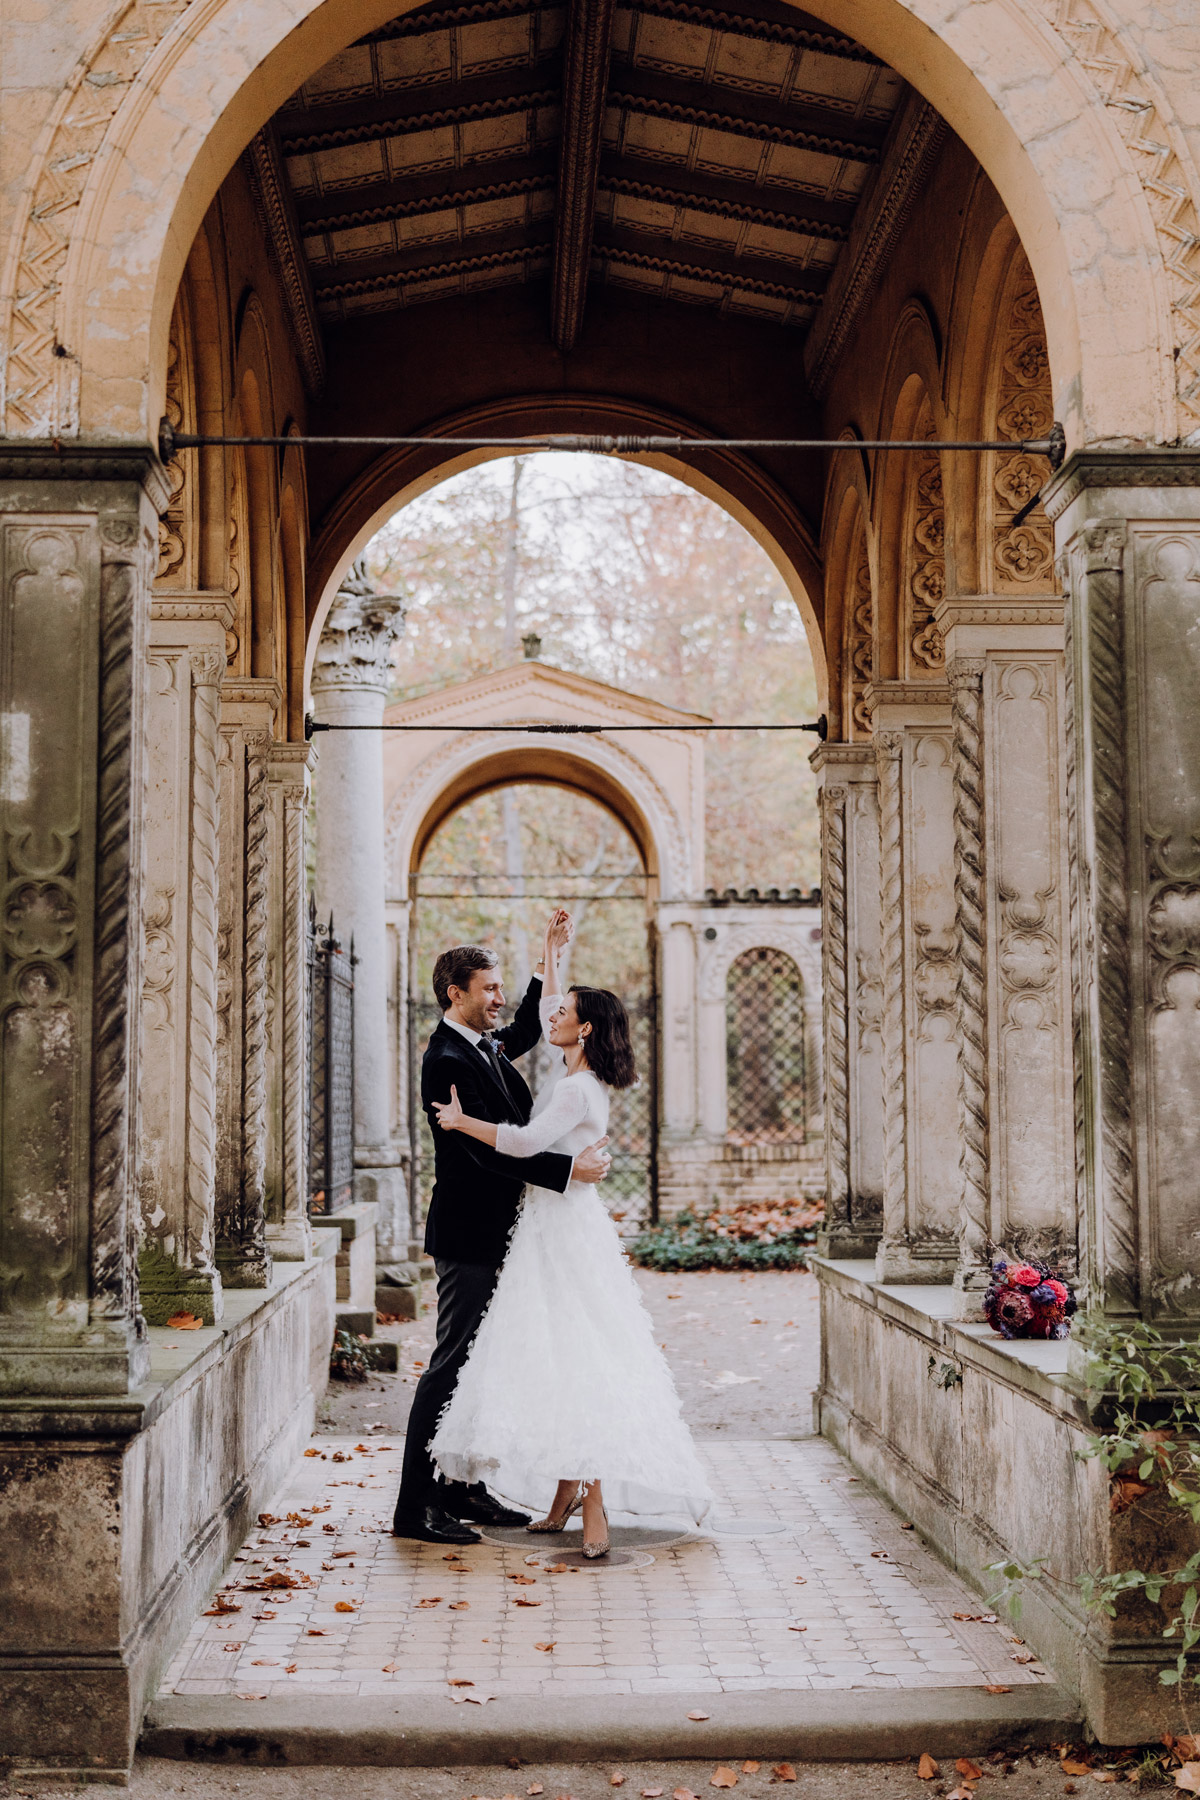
top-left (252, 0), bottom-right (941, 380)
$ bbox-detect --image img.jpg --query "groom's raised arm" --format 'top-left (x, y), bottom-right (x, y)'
top-left (494, 975), bottom-right (543, 1062)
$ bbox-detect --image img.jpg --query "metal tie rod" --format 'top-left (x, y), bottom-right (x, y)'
top-left (305, 717), bottom-right (829, 739)
top-left (161, 418), bottom-right (1066, 466)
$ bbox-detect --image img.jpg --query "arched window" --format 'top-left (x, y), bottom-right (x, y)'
top-left (725, 947), bottom-right (808, 1144)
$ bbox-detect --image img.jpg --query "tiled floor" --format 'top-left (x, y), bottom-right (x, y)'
top-left (161, 1436), bottom-right (1051, 1703)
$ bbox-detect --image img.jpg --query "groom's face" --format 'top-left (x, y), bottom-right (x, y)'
top-left (453, 966), bottom-right (506, 1034)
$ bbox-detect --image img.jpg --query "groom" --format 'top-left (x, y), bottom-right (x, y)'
top-left (392, 916), bottom-right (612, 1545)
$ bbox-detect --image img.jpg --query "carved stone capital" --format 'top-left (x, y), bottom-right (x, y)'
top-left (313, 560), bottom-right (406, 694)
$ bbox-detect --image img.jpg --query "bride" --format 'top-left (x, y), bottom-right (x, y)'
top-left (428, 912), bottom-right (713, 1556)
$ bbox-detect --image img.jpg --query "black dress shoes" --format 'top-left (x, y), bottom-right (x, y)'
top-left (391, 1503), bottom-right (482, 1545)
top-left (453, 1484), bottom-right (532, 1528)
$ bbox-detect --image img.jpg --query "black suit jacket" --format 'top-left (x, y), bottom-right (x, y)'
top-left (421, 977), bottom-right (574, 1268)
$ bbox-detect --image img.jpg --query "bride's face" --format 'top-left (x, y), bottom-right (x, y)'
top-left (548, 992), bottom-right (581, 1047)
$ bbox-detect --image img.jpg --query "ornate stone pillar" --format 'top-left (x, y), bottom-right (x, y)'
top-left (813, 744), bottom-right (884, 1258)
top-left (311, 561), bottom-right (408, 1263)
top-left (659, 913), bottom-right (698, 1139)
top-left (137, 596), bottom-right (236, 1322)
top-left (0, 452), bottom-right (163, 1394)
top-left (936, 599), bottom-right (1076, 1314)
top-left (265, 742), bottom-right (316, 1261)
top-left (214, 681), bottom-right (278, 1288)
top-left (1052, 456), bottom-right (1200, 1329)
top-left (869, 683), bottom-right (960, 1281)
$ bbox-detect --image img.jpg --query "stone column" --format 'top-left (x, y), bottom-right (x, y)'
top-left (1051, 456), bottom-right (1200, 1329)
top-left (869, 683), bottom-right (960, 1281)
top-left (813, 745), bottom-right (884, 1258)
top-left (214, 681), bottom-right (279, 1288)
top-left (310, 562), bottom-right (408, 1264)
top-left (137, 596), bottom-right (235, 1323)
top-left (659, 912), bottom-right (699, 1138)
top-left (935, 599), bottom-right (1076, 1314)
top-left (265, 742), bottom-right (316, 1262)
top-left (0, 451), bottom-right (164, 1394)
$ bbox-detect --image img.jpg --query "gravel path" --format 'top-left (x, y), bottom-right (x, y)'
top-left (317, 1267), bottom-right (821, 1441)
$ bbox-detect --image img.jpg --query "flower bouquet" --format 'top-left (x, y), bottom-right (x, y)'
top-left (983, 1257), bottom-right (1077, 1340)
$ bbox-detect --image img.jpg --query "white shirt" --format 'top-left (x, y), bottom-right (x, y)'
top-left (443, 1015), bottom-right (486, 1054)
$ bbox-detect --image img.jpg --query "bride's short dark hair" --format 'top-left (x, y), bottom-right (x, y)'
top-left (572, 986), bottom-right (638, 1089)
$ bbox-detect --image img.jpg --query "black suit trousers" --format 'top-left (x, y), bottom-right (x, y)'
top-left (394, 1258), bottom-right (500, 1521)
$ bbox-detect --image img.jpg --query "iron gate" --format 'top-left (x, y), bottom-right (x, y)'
top-left (724, 945), bottom-right (809, 1143)
top-left (308, 899), bottom-right (356, 1215)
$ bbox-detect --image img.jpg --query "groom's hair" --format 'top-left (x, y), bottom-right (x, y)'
top-left (433, 944), bottom-right (498, 1010)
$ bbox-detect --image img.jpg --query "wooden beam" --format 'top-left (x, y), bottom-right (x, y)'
top-left (550, 0), bottom-right (617, 352)
top-left (598, 152), bottom-right (853, 239)
top-left (608, 64), bottom-right (887, 160)
top-left (295, 154), bottom-right (558, 234)
top-left (278, 65), bottom-right (558, 154)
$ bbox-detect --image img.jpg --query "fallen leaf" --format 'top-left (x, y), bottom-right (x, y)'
top-left (1063, 1764), bottom-right (1092, 1778)
top-left (508, 1574), bottom-right (537, 1586)
top-left (303, 1447), bottom-right (320, 1457)
top-left (203, 1598), bottom-right (242, 1616)
top-left (742, 1767), bottom-right (760, 1777)
top-left (918, 1757), bottom-right (941, 1781)
top-left (250, 1659), bottom-right (278, 1667)
top-left (953, 1612), bottom-right (998, 1624)
top-left (236, 1693), bottom-right (267, 1701)
top-left (332, 1550), bottom-right (356, 1560)
top-left (534, 1641), bottom-right (556, 1653)
top-left (958, 1762), bottom-right (984, 1782)
top-left (711, 1770), bottom-right (739, 1788)
top-left (611, 1778), bottom-right (626, 1788)
top-left (901, 1522), bottom-right (914, 1530)
top-left (334, 1601), bottom-right (357, 1613)
top-left (528, 1788), bottom-right (545, 1795)
top-left (306, 1629), bottom-right (326, 1637)
top-left (793, 1576), bottom-right (807, 1585)
top-left (418, 1597), bottom-right (444, 1608)
top-left (771, 1767), bottom-right (796, 1784)
top-left (450, 1601), bottom-right (471, 1611)
top-left (285, 1663), bottom-right (298, 1674)
top-left (514, 1598), bottom-right (542, 1607)
top-left (546, 1563), bottom-right (569, 1574)
top-left (1011, 1652), bottom-right (1036, 1664)
top-left (222, 1644), bottom-right (242, 1653)
top-left (688, 1711), bottom-right (711, 1722)
top-left (448, 1678), bottom-right (475, 1687)
top-left (1092, 1775), bottom-right (1118, 1785)
top-left (382, 1662), bottom-right (397, 1672)
top-left (167, 1313), bottom-right (203, 1329)
top-left (1175, 1775), bottom-right (1200, 1798)
top-left (674, 1789), bottom-right (699, 1800)
top-left (984, 1685), bottom-right (1012, 1695)
top-left (641, 1789), bottom-right (664, 1797)
top-left (788, 1624), bottom-right (807, 1632)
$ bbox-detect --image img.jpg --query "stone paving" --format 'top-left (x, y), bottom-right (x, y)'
top-left (161, 1435), bottom-right (1051, 1703)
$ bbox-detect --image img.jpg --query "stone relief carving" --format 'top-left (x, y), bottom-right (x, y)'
top-left (906, 406), bottom-right (946, 674)
top-left (846, 534), bottom-right (874, 738)
top-left (156, 302), bottom-right (192, 586)
top-left (141, 885), bottom-right (175, 1031)
top-left (992, 267), bottom-right (1054, 589)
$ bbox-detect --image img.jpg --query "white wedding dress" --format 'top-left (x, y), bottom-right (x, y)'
top-left (430, 997), bottom-right (713, 1524)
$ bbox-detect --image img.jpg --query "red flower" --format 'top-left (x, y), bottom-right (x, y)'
top-left (1010, 1264), bottom-right (1041, 1287)
top-left (1046, 1279), bottom-right (1068, 1303)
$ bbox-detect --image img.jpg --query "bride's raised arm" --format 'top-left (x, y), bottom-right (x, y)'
top-left (539, 907), bottom-right (570, 1047)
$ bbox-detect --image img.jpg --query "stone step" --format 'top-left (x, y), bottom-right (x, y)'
top-left (140, 1684), bottom-right (1078, 1768)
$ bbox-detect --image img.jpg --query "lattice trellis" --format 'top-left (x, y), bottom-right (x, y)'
top-left (725, 946), bottom-right (809, 1144)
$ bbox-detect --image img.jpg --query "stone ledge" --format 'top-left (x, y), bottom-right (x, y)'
top-left (140, 1684), bottom-right (1079, 1767)
top-left (812, 1258), bottom-right (1087, 1424)
top-left (0, 1257), bottom-right (328, 1441)
top-left (310, 1201), bottom-right (380, 1241)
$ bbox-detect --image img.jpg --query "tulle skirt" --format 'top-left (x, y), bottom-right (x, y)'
top-left (430, 1184), bottom-right (713, 1524)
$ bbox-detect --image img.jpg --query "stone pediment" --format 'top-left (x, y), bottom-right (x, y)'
top-left (384, 657), bottom-right (710, 731)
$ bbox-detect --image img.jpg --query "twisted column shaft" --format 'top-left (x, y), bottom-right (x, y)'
top-left (950, 661), bottom-right (990, 1291)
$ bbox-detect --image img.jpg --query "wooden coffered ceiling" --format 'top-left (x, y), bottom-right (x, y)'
top-left (255, 0), bottom-right (945, 380)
